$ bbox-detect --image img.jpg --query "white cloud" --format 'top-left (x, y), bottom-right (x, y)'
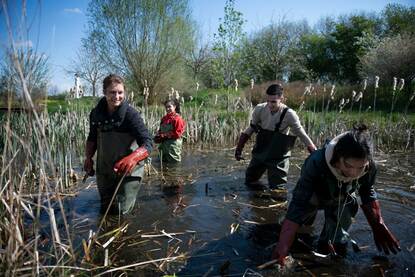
top-left (15, 40), bottom-right (33, 48)
top-left (64, 8), bottom-right (82, 14)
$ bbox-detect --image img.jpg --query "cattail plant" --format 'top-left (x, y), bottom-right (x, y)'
top-left (361, 78), bottom-right (367, 113)
top-left (302, 83), bottom-right (312, 111)
top-left (325, 84), bottom-right (336, 112)
top-left (143, 84), bottom-right (150, 110)
top-left (390, 77), bottom-right (398, 114)
top-left (404, 78), bottom-right (415, 115)
top-left (338, 98), bottom-right (349, 113)
top-left (357, 91), bottom-right (364, 114)
top-left (312, 85), bottom-right (317, 114)
top-left (298, 100), bottom-right (305, 111)
top-left (321, 84), bottom-right (326, 112)
top-left (374, 76), bottom-right (379, 112)
top-left (349, 90), bottom-right (357, 111)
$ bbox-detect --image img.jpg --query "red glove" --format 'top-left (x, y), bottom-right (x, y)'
top-left (235, 132), bottom-right (250, 161)
top-left (83, 141), bottom-right (96, 176)
top-left (114, 146), bottom-right (149, 175)
top-left (307, 144), bottom-right (317, 154)
top-left (361, 200), bottom-right (401, 255)
top-left (272, 219), bottom-right (300, 266)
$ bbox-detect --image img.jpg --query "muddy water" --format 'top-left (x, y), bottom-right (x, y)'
top-left (63, 147), bottom-right (414, 276)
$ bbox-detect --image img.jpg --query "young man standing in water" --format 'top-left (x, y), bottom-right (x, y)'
top-left (83, 74), bottom-right (152, 214)
top-left (235, 83), bottom-right (316, 198)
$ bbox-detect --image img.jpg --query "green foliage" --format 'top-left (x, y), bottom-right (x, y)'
top-left (241, 19), bottom-right (311, 83)
top-left (44, 96), bottom-right (98, 113)
top-left (211, 0), bottom-right (246, 88)
top-left (383, 4), bottom-right (415, 35)
top-left (330, 15), bottom-right (382, 82)
top-left (300, 33), bottom-right (334, 81)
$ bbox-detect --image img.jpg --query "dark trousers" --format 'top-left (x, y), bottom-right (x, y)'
top-left (97, 174), bottom-right (141, 214)
top-left (299, 193), bottom-right (359, 245)
top-left (245, 157), bottom-right (289, 189)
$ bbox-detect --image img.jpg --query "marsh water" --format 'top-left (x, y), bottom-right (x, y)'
top-left (46, 147), bottom-right (414, 276)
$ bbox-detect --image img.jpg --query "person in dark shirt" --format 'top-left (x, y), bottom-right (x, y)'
top-left (273, 124), bottom-right (400, 266)
top-left (83, 74), bottom-right (152, 214)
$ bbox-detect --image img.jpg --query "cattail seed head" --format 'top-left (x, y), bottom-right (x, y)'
top-left (363, 78), bottom-right (367, 91)
top-left (398, 78), bottom-right (405, 91)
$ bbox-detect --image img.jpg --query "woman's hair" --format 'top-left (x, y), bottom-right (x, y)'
top-left (103, 74), bottom-right (124, 91)
top-left (266, 83), bottom-right (284, 96)
top-left (164, 99), bottom-right (181, 114)
top-left (331, 124), bottom-right (373, 164)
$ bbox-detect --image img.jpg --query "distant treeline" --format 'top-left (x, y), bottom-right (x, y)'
top-left (1, 1), bottom-right (414, 111)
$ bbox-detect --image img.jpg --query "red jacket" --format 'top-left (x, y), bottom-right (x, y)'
top-left (158, 112), bottom-right (185, 139)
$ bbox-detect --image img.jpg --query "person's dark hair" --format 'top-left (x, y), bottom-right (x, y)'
top-left (266, 83), bottom-right (284, 96)
top-left (103, 74), bottom-right (124, 91)
top-left (164, 99), bottom-right (181, 114)
top-left (330, 124), bottom-right (373, 165)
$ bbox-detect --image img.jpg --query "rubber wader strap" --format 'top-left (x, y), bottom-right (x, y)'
top-left (275, 107), bottom-right (289, 131)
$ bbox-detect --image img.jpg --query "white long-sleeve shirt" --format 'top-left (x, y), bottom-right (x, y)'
top-left (243, 102), bottom-right (314, 147)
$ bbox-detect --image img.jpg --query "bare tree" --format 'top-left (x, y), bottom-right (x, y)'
top-left (1, 48), bottom-right (50, 99)
top-left (185, 39), bottom-right (210, 81)
top-left (87, 0), bottom-right (194, 102)
top-left (359, 33), bottom-right (415, 83)
top-left (67, 33), bottom-right (107, 97)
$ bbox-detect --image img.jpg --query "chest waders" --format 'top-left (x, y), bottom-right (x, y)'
top-left (158, 119), bottom-right (182, 163)
top-left (96, 128), bottom-right (145, 214)
top-left (301, 175), bottom-right (360, 248)
top-left (246, 108), bottom-right (296, 188)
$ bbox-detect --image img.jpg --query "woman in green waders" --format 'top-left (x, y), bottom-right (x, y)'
top-left (154, 99), bottom-right (186, 163)
top-left (83, 74), bottom-right (152, 214)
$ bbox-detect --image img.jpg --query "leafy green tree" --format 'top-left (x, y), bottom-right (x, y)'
top-left (241, 18), bottom-right (310, 83)
top-left (300, 33), bottom-right (334, 81)
top-left (383, 3), bottom-right (415, 35)
top-left (330, 14), bottom-right (382, 82)
top-left (211, 0), bottom-right (246, 88)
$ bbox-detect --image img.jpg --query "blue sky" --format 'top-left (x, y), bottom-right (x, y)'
top-left (1, 0), bottom-right (413, 93)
